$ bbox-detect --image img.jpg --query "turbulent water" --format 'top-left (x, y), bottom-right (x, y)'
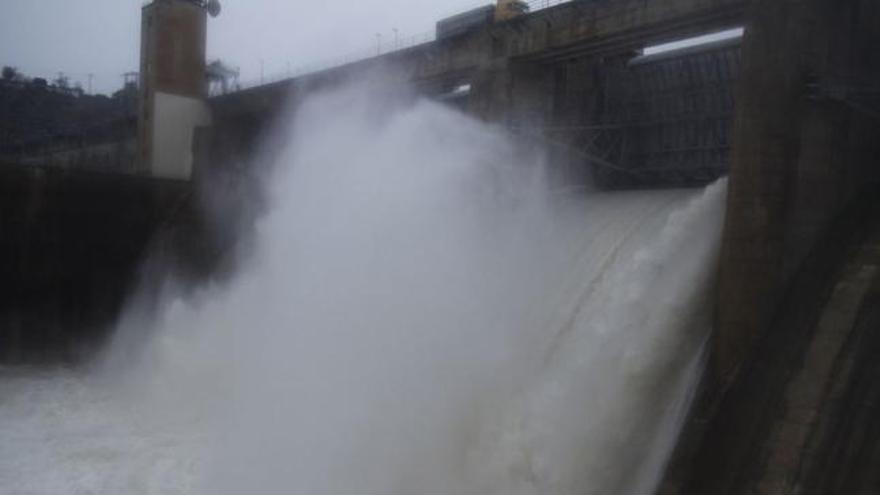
top-left (0, 83), bottom-right (726, 495)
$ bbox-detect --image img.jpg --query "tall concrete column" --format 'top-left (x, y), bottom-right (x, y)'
top-left (714, 0), bottom-right (811, 377)
top-left (138, 0), bottom-right (213, 180)
top-left (716, 0), bottom-right (880, 377)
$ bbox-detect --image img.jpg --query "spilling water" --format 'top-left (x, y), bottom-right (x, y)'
top-left (0, 83), bottom-right (726, 495)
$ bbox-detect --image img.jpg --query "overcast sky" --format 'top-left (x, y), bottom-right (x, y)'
top-left (0, 0), bottom-right (492, 95)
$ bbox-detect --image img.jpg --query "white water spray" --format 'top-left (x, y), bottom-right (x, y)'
top-left (0, 82), bottom-right (726, 495)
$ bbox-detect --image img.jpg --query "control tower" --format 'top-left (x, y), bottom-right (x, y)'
top-left (138, 0), bottom-right (219, 179)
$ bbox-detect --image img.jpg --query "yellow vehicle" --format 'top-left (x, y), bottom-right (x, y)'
top-left (494, 0), bottom-right (530, 22)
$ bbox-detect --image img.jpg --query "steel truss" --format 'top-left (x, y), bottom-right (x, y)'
top-left (549, 42), bottom-right (741, 187)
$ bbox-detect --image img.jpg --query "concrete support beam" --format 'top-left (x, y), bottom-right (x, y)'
top-left (470, 60), bottom-right (553, 125)
top-left (714, 0), bottom-right (810, 377)
top-left (509, 0), bottom-right (747, 62)
top-left (716, 0), bottom-right (880, 384)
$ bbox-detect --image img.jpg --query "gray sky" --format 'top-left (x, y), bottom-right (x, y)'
top-left (0, 0), bottom-right (489, 95)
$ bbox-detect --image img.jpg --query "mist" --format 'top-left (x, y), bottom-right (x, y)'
top-left (0, 80), bottom-right (725, 495)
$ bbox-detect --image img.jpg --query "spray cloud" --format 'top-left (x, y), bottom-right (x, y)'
top-left (0, 79), bottom-right (727, 495)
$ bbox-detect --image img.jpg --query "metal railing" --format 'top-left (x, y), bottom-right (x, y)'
top-left (524, 0), bottom-right (570, 10)
top-left (231, 0), bottom-right (571, 93)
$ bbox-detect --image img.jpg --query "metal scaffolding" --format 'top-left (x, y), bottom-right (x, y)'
top-left (550, 39), bottom-right (741, 187)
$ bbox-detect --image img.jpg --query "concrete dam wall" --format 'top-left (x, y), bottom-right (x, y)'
top-left (1, 0), bottom-right (879, 493)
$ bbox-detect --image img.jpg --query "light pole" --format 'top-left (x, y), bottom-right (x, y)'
top-left (375, 33), bottom-right (382, 55)
top-left (393, 28), bottom-right (399, 49)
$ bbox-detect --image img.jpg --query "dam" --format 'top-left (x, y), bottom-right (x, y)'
top-left (1, 0), bottom-right (879, 493)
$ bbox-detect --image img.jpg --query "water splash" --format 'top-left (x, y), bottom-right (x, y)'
top-left (0, 82), bottom-right (726, 495)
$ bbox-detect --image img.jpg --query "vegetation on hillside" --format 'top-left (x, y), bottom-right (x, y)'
top-left (0, 66), bottom-right (137, 153)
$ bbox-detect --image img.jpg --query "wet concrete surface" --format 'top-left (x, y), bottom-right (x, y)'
top-left (662, 190), bottom-right (880, 495)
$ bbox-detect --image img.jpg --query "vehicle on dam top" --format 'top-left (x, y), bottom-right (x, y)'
top-left (436, 1), bottom-right (529, 40)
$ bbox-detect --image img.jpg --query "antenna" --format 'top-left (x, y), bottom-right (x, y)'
top-left (206, 0), bottom-right (221, 17)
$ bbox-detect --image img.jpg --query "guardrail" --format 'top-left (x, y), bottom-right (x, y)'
top-left (228, 0), bottom-right (571, 93)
